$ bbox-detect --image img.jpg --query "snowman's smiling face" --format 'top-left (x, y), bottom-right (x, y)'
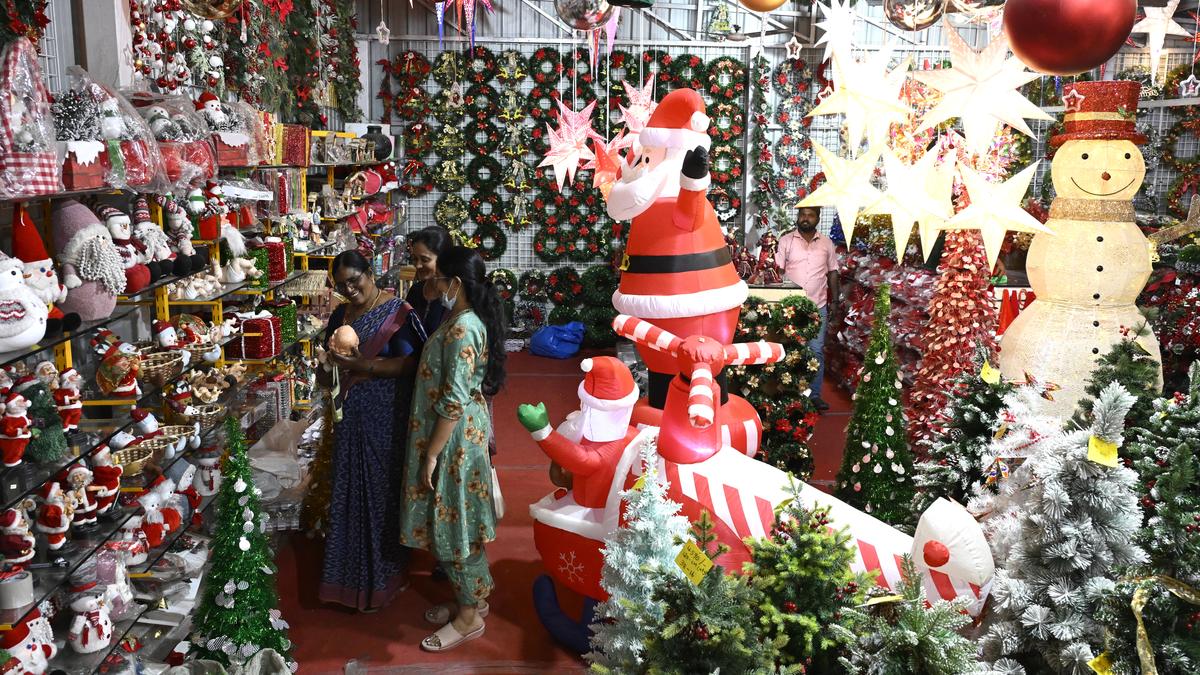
top-left (1052, 139), bottom-right (1145, 201)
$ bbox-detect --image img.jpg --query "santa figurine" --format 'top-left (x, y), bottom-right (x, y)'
top-left (0, 505), bottom-right (36, 566)
top-left (131, 197), bottom-right (174, 281)
top-left (90, 331), bottom-right (142, 398)
top-left (53, 367), bottom-right (84, 432)
top-left (35, 482), bottom-right (71, 551)
top-left (154, 194), bottom-right (204, 276)
top-left (605, 88), bottom-right (750, 426)
top-left (195, 91), bottom-right (227, 129)
top-left (34, 361), bottom-right (58, 389)
top-left (175, 464), bottom-right (203, 528)
top-left (749, 230), bottom-right (784, 285)
top-left (0, 392), bottom-right (33, 468)
top-left (0, 255), bottom-right (48, 355)
top-left (63, 463), bottom-right (97, 530)
top-left (67, 592), bottom-right (113, 654)
top-left (90, 446), bottom-right (123, 516)
top-left (151, 321), bottom-right (191, 367)
top-left (9, 204), bottom-right (80, 337)
top-left (517, 357), bottom-right (640, 509)
top-left (0, 610), bottom-right (55, 674)
top-left (194, 454), bottom-right (221, 497)
top-left (95, 204), bottom-right (152, 291)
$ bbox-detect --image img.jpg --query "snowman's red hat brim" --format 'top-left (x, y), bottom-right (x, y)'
top-left (1049, 129), bottom-right (1148, 147)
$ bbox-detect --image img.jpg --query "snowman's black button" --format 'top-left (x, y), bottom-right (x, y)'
top-left (1093, 293), bottom-right (1101, 299)
top-left (1097, 236), bottom-right (1104, 242)
top-left (1092, 348), bottom-right (1100, 354)
top-left (1093, 321), bottom-right (1100, 327)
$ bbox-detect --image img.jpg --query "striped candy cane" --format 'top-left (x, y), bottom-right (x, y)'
top-left (724, 341), bottom-right (785, 366)
top-left (612, 315), bottom-right (683, 354)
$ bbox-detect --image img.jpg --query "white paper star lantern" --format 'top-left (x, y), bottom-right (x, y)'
top-left (809, 47), bottom-right (911, 155)
top-left (799, 140), bottom-right (882, 243)
top-left (814, 0), bottom-right (858, 67)
top-left (941, 161), bottom-right (1051, 270)
top-left (537, 100), bottom-right (598, 189)
top-left (1131, 0), bottom-right (1190, 84)
top-left (913, 22), bottom-right (1050, 156)
top-left (865, 149), bottom-right (955, 261)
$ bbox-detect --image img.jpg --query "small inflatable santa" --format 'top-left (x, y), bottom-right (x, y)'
top-left (605, 88), bottom-right (754, 449)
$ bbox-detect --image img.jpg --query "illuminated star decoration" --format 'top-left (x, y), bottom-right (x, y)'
top-left (864, 149), bottom-right (954, 262)
top-left (1130, 0), bottom-right (1189, 83)
top-left (798, 140), bottom-right (882, 243)
top-left (942, 161), bottom-right (1051, 270)
top-left (538, 99), bottom-right (598, 190)
top-left (813, 0), bottom-right (858, 66)
top-left (586, 133), bottom-right (625, 199)
top-left (913, 22), bottom-right (1050, 156)
top-left (808, 46), bottom-right (911, 155)
top-left (615, 77), bottom-right (658, 149)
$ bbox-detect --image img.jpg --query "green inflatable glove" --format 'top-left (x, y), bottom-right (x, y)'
top-left (518, 402), bottom-right (550, 432)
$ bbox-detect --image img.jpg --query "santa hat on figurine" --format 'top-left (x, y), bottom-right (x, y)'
top-left (571, 357), bottom-right (639, 444)
top-left (153, 320), bottom-right (179, 348)
top-left (1051, 81), bottom-right (1148, 146)
top-left (10, 204), bottom-right (79, 335)
top-left (638, 88), bottom-right (711, 154)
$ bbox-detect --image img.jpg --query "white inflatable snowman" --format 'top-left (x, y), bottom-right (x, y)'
top-left (999, 81), bottom-right (1162, 417)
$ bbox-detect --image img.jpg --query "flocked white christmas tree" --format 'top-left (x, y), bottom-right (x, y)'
top-left (586, 436), bottom-right (689, 673)
top-left (979, 382), bottom-right (1147, 674)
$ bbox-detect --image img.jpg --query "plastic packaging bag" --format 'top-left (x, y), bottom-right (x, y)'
top-left (0, 37), bottom-right (61, 198)
top-left (530, 321), bottom-right (585, 359)
top-left (124, 90), bottom-right (217, 191)
top-left (61, 66), bottom-right (169, 192)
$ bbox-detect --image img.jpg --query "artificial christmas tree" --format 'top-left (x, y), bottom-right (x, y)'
top-left (19, 379), bottom-right (68, 464)
top-left (980, 383), bottom-right (1146, 673)
top-left (911, 343), bottom-right (1014, 515)
top-left (907, 230), bottom-right (999, 450)
top-left (835, 284), bottom-right (915, 525)
top-left (640, 512), bottom-right (770, 674)
top-left (743, 478), bottom-right (869, 672)
top-left (832, 556), bottom-right (980, 675)
top-left (190, 418), bottom-right (295, 670)
top-left (1070, 322), bottom-right (1161, 430)
top-left (1093, 362), bottom-right (1200, 675)
top-left (587, 439), bottom-right (690, 673)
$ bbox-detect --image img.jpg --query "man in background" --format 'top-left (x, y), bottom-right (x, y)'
top-left (774, 206), bottom-right (839, 412)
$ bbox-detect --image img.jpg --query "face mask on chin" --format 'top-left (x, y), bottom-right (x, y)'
top-left (606, 150), bottom-right (681, 221)
top-left (440, 280), bottom-right (458, 309)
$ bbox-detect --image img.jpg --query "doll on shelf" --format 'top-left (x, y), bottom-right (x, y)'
top-left (750, 230), bottom-right (784, 285)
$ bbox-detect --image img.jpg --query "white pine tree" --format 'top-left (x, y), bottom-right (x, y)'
top-left (979, 382), bottom-right (1147, 674)
top-left (586, 435), bottom-right (689, 673)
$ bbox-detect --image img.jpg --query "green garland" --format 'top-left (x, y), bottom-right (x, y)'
top-left (464, 83), bottom-right (500, 121)
top-left (394, 86), bottom-right (429, 121)
top-left (431, 87), bottom-right (466, 124)
top-left (533, 224), bottom-right (567, 262)
top-left (710, 144), bottom-right (744, 186)
top-left (469, 190), bottom-right (504, 226)
top-left (749, 54), bottom-right (776, 225)
top-left (1168, 172), bottom-right (1200, 218)
top-left (547, 267), bottom-right (583, 306)
top-left (433, 51), bottom-right (464, 87)
top-left (404, 122), bottom-right (432, 157)
top-left (580, 304), bottom-right (618, 348)
top-left (706, 56), bottom-right (748, 101)
top-left (528, 84), bottom-right (560, 123)
top-left (528, 47), bottom-right (563, 85)
top-left (489, 268), bottom-right (518, 302)
top-left (464, 45), bottom-right (497, 84)
top-left (519, 270), bottom-right (548, 301)
top-left (466, 118), bottom-right (502, 156)
top-left (497, 49), bottom-right (527, 87)
top-left (467, 155), bottom-right (503, 191)
top-left (398, 160), bottom-right (433, 198)
top-left (771, 58), bottom-right (814, 98)
top-left (1160, 107), bottom-right (1200, 174)
top-left (670, 53), bottom-right (709, 91)
top-left (641, 49), bottom-right (675, 89)
top-left (471, 222), bottom-right (507, 261)
top-left (707, 102), bottom-right (746, 145)
top-left (580, 265), bottom-right (619, 307)
top-left (433, 124), bottom-right (466, 159)
top-left (432, 159), bottom-right (466, 192)
top-left (434, 194), bottom-right (468, 229)
top-left (548, 304), bottom-right (579, 326)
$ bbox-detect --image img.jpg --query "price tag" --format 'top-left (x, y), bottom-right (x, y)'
top-left (674, 540), bottom-right (713, 586)
top-left (862, 594), bottom-right (903, 607)
top-left (1087, 651), bottom-right (1113, 675)
top-left (980, 361), bottom-right (1001, 385)
top-left (1088, 435), bottom-right (1119, 468)
top-left (128, 572), bottom-right (155, 579)
top-left (631, 475), bottom-right (646, 492)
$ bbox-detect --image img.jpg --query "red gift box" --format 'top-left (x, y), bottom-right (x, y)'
top-left (160, 139), bottom-right (216, 184)
top-left (117, 139), bottom-right (155, 187)
top-left (282, 125), bottom-right (309, 166)
top-left (225, 314), bottom-right (282, 360)
top-left (196, 215), bottom-right (220, 240)
top-left (61, 154), bottom-right (105, 190)
top-left (213, 133), bottom-right (249, 167)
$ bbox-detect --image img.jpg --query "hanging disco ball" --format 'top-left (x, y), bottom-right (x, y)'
top-left (884, 0), bottom-right (948, 31)
top-left (181, 0), bottom-right (241, 20)
top-left (554, 0), bottom-right (616, 31)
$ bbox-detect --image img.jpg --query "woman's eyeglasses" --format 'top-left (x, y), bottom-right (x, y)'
top-left (334, 273), bottom-right (365, 293)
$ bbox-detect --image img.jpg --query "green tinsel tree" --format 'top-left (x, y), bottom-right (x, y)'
top-left (911, 343), bottom-right (1014, 515)
top-left (640, 512), bottom-right (772, 674)
top-left (23, 382), bottom-right (68, 464)
top-left (587, 438), bottom-right (690, 673)
top-left (980, 383), bottom-right (1146, 673)
top-left (1094, 362), bottom-right (1200, 675)
top-left (835, 284), bottom-right (915, 525)
top-left (832, 556), bottom-right (980, 675)
top-left (1070, 322), bottom-right (1162, 431)
top-left (191, 418), bottom-right (295, 670)
top-left (743, 479), bottom-right (870, 672)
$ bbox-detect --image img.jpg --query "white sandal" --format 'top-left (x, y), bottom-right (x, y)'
top-left (420, 620), bottom-right (485, 652)
top-left (424, 600), bottom-right (490, 625)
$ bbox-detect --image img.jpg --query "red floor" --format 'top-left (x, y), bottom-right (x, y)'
top-left (276, 351), bottom-right (852, 673)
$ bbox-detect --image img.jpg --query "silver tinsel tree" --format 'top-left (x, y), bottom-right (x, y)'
top-left (979, 383), bottom-right (1147, 674)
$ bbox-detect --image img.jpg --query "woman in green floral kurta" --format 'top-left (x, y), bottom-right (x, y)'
top-left (400, 247), bottom-right (507, 652)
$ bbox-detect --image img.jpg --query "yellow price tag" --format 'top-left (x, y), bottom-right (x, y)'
top-left (863, 594), bottom-right (904, 607)
top-left (128, 572), bottom-right (155, 579)
top-left (631, 475), bottom-right (646, 491)
top-left (674, 540), bottom-right (713, 586)
top-left (1088, 651), bottom-right (1114, 675)
top-left (1088, 435), bottom-right (1119, 468)
top-left (980, 361), bottom-right (1001, 385)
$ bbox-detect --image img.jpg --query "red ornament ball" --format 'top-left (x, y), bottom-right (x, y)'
top-left (782, 601), bottom-right (797, 613)
top-left (693, 625), bottom-right (709, 641)
top-left (1002, 0), bottom-right (1136, 75)
top-left (155, 76), bottom-right (170, 89)
top-left (183, 37), bottom-right (197, 50)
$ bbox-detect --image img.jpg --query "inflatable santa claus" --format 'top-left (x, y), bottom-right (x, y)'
top-left (605, 88), bottom-right (761, 455)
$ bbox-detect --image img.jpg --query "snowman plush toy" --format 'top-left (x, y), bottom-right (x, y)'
top-left (999, 81), bottom-right (1163, 416)
top-left (0, 255), bottom-right (48, 354)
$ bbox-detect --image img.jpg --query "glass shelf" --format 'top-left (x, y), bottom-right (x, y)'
top-left (167, 281), bottom-right (248, 306)
top-left (0, 186), bottom-right (125, 204)
top-left (0, 306), bottom-right (139, 371)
